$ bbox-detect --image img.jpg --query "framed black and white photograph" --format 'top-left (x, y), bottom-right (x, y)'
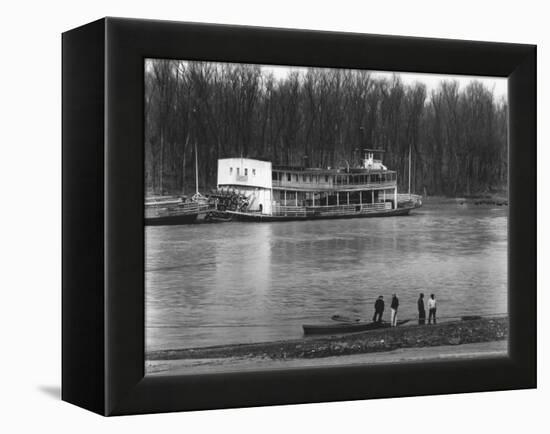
top-left (62, 17), bottom-right (536, 416)
top-left (144, 60), bottom-right (509, 376)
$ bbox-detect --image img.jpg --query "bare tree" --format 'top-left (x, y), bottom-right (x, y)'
top-left (144, 61), bottom-right (508, 198)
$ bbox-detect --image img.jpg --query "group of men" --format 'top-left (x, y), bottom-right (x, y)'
top-left (372, 293), bottom-right (437, 326)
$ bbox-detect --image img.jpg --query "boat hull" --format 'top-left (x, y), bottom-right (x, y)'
top-left (303, 320), bottom-right (409, 335)
top-left (145, 212), bottom-right (199, 226)
top-left (227, 205), bottom-right (415, 222)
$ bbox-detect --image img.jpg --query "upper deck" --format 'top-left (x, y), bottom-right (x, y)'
top-left (217, 150), bottom-right (397, 193)
top-left (271, 166), bottom-right (397, 191)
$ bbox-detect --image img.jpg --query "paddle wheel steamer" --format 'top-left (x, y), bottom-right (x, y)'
top-left (217, 149), bottom-right (422, 222)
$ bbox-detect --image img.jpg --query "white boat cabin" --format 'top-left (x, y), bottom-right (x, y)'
top-left (217, 151), bottom-right (398, 216)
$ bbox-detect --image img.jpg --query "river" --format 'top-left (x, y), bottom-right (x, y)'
top-left (145, 201), bottom-right (507, 352)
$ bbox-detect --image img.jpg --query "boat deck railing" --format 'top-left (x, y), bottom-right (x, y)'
top-left (272, 180), bottom-right (397, 191)
top-left (272, 202), bottom-right (391, 217)
top-left (145, 196), bottom-right (184, 207)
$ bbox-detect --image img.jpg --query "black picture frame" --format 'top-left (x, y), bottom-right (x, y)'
top-left (62, 17), bottom-right (536, 416)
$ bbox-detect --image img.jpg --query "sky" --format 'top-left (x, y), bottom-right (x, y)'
top-left (260, 64), bottom-right (507, 100)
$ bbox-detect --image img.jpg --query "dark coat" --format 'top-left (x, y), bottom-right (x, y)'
top-left (374, 299), bottom-right (384, 312)
top-left (391, 296), bottom-right (399, 310)
top-left (418, 298), bottom-right (425, 313)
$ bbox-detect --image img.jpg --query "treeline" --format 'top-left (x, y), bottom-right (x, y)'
top-left (145, 60), bottom-right (507, 197)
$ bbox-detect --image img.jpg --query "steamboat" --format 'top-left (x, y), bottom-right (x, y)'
top-left (217, 149), bottom-right (422, 222)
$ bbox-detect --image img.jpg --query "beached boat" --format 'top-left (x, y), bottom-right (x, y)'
top-left (302, 319), bottom-right (410, 335)
top-left (216, 149), bottom-right (422, 222)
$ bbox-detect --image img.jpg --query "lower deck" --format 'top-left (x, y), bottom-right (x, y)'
top-left (272, 187), bottom-right (397, 208)
top-left (227, 203), bottom-right (415, 222)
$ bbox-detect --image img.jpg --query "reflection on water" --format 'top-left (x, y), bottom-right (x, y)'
top-left (145, 203), bottom-right (507, 351)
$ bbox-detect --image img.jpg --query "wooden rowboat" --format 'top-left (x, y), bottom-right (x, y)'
top-left (302, 319), bottom-right (410, 335)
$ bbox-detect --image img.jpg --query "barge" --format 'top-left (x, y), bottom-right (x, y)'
top-left (145, 144), bottom-right (212, 226)
top-left (145, 198), bottom-right (210, 226)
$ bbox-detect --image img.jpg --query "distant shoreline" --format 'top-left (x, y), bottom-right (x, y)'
top-left (422, 195), bottom-right (508, 206)
top-left (144, 192), bottom-right (508, 206)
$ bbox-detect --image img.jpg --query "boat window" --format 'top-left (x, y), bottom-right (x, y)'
top-left (237, 168), bottom-right (240, 175)
top-left (302, 175), bottom-right (306, 182)
top-left (244, 168), bottom-right (248, 176)
top-left (272, 172), bottom-right (278, 180)
top-left (230, 167), bottom-right (233, 175)
top-left (325, 175), bottom-right (329, 182)
top-left (287, 173), bottom-right (291, 181)
top-left (252, 169), bottom-right (256, 176)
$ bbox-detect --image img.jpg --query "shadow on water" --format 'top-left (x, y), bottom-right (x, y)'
top-left (37, 385), bottom-right (61, 400)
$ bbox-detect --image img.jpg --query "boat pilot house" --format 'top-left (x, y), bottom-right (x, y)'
top-left (217, 151), bottom-right (420, 221)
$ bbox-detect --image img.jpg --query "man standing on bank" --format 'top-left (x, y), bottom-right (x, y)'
top-left (428, 294), bottom-right (437, 324)
top-left (418, 293), bottom-right (426, 325)
top-left (390, 294), bottom-right (399, 327)
top-left (373, 296), bottom-right (384, 323)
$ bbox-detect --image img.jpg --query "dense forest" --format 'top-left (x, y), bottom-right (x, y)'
top-left (145, 60), bottom-right (508, 197)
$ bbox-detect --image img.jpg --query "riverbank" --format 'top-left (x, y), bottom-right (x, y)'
top-left (146, 340), bottom-right (507, 375)
top-left (146, 317), bottom-right (507, 375)
top-left (423, 194), bottom-right (508, 206)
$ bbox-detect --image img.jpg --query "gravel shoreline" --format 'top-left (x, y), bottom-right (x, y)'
top-left (146, 340), bottom-right (508, 376)
top-left (147, 317), bottom-right (508, 362)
